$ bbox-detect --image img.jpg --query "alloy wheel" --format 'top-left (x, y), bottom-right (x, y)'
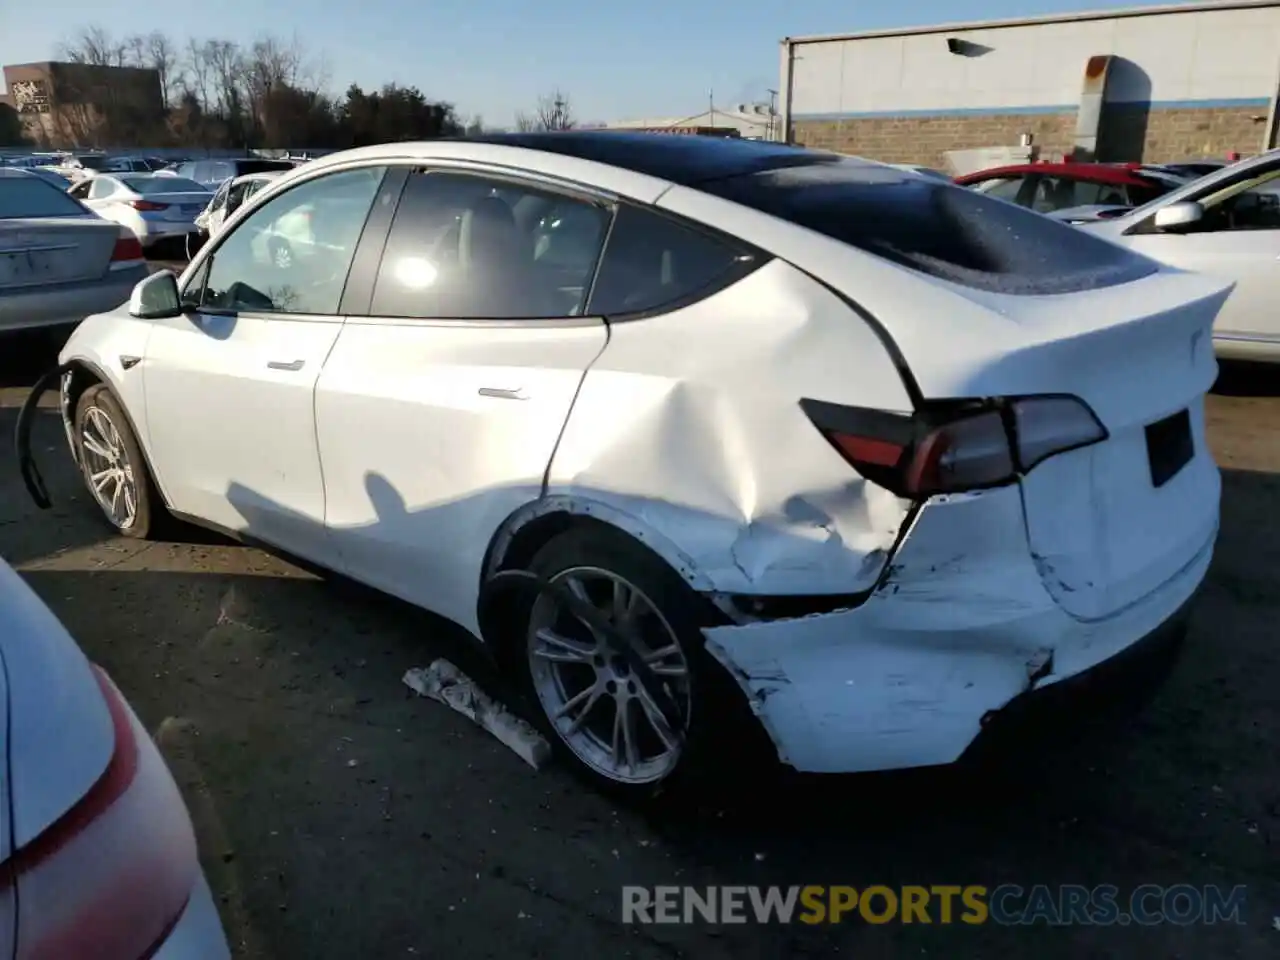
top-left (80, 405), bottom-right (138, 530)
top-left (527, 567), bottom-right (692, 784)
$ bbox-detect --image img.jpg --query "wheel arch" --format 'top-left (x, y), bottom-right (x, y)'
top-left (476, 495), bottom-right (719, 667)
top-left (61, 358), bottom-right (173, 511)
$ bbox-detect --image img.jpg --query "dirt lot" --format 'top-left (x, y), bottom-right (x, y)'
top-left (0, 327), bottom-right (1277, 959)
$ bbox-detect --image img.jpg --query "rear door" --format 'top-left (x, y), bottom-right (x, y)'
top-left (315, 167), bottom-right (612, 634)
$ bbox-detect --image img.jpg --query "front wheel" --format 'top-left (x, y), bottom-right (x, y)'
top-left (74, 385), bottom-right (164, 539)
top-left (518, 526), bottom-right (765, 801)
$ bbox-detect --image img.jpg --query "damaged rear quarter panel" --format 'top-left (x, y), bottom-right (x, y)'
top-left (701, 484), bottom-right (1068, 772)
top-left (544, 257), bottom-right (916, 596)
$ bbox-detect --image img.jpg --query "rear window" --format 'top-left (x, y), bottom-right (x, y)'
top-left (0, 177), bottom-right (88, 218)
top-left (123, 176), bottom-right (206, 194)
top-left (700, 162), bottom-right (1158, 295)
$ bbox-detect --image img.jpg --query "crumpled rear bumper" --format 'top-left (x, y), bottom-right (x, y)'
top-left (701, 487), bottom-right (1214, 774)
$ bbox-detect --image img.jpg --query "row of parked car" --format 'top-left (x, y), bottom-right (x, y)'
top-left (0, 133), bottom-right (1274, 958)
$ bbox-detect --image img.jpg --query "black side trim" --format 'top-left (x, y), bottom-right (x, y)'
top-left (339, 166), bottom-right (411, 317)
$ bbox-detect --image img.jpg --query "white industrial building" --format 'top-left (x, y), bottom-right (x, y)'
top-left (777, 0), bottom-right (1280, 170)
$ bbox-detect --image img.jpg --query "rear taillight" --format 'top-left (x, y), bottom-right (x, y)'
top-left (802, 395), bottom-right (1108, 498)
top-left (110, 235), bottom-right (144, 266)
top-left (10, 668), bottom-right (197, 960)
top-left (128, 200), bottom-right (168, 211)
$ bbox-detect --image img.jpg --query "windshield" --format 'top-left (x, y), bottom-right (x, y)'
top-left (0, 177), bottom-right (88, 218)
top-left (123, 176), bottom-right (207, 194)
top-left (75, 156), bottom-right (107, 170)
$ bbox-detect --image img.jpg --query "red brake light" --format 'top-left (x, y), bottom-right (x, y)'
top-left (111, 236), bottom-right (144, 263)
top-left (128, 200), bottom-right (168, 211)
top-left (801, 396), bottom-right (1108, 499)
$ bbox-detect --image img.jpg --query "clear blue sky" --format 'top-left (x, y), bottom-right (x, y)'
top-left (1, 0), bottom-right (1174, 125)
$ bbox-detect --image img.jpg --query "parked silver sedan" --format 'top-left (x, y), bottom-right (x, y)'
top-left (1, 168), bottom-right (149, 335)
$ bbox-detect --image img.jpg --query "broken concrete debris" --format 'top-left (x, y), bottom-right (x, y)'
top-left (403, 660), bottom-right (552, 770)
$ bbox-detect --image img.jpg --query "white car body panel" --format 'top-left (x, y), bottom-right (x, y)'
top-left (316, 319), bottom-right (608, 634)
top-left (545, 258), bottom-right (914, 597)
top-left (0, 563), bottom-right (115, 847)
top-left (52, 139), bottom-right (1231, 776)
top-left (144, 309), bottom-right (343, 560)
top-left (0, 558), bottom-right (232, 956)
top-left (1083, 149), bottom-right (1280, 361)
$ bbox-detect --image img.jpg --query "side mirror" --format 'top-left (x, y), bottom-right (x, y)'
top-left (1152, 201), bottom-right (1204, 233)
top-left (128, 270), bottom-right (183, 320)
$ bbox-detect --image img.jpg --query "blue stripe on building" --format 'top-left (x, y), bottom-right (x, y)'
top-left (791, 97), bottom-right (1271, 121)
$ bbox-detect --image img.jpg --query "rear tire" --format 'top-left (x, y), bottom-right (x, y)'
top-left (74, 384), bottom-right (167, 540)
top-left (515, 526), bottom-right (768, 803)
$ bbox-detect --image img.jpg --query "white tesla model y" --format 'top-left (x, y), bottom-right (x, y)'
top-left (20, 133), bottom-right (1229, 799)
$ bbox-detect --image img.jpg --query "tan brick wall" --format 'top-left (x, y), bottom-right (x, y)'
top-left (793, 105), bottom-right (1269, 169)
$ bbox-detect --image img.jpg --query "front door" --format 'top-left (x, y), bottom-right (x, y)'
top-left (143, 165), bottom-right (391, 562)
top-left (315, 168), bottom-right (614, 633)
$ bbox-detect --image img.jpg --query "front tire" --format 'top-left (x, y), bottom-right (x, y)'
top-left (74, 384), bottom-right (164, 539)
top-left (517, 526), bottom-right (764, 802)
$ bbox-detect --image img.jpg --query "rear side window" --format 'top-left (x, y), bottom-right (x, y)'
top-left (0, 177), bottom-right (87, 218)
top-left (701, 162), bottom-right (1157, 295)
top-left (587, 205), bottom-right (758, 316)
top-left (369, 171), bottom-right (610, 320)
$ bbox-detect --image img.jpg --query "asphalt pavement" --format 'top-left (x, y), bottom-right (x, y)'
top-left (0, 317), bottom-right (1277, 958)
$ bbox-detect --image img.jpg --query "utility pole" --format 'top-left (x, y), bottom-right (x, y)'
top-left (767, 88), bottom-right (778, 140)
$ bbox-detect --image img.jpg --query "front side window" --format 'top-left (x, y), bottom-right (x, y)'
top-left (587, 204), bottom-right (757, 316)
top-left (1195, 170), bottom-right (1280, 231)
top-left (369, 171), bottom-right (610, 319)
top-left (193, 166), bottom-right (387, 316)
top-left (208, 179), bottom-right (231, 212)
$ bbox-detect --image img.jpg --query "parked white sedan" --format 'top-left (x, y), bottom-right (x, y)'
top-left (67, 174), bottom-right (211, 252)
top-left (19, 134), bottom-right (1228, 800)
top-left (0, 557), bottom-right (231, 957)
top-left (1081, 149), bottom-right (1280, 362)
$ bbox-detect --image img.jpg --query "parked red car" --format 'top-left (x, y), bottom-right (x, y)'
top-left (955, 162), bottom-right (1186, 214)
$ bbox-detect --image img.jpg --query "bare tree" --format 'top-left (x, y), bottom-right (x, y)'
top-left (145, 32), bottom-right (182, 107)
top-left (515, 89), bottom-right (575, 132)
top-left (59, 26), bottom-right (129, 67)
top-left (181, 36), bottom-right (214, 112)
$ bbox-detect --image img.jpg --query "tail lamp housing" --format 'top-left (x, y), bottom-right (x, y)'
top-left (801, 395), bottom-right (1109, 498)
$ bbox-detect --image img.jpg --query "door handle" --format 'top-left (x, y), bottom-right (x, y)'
top-left (478, 387), bottom-right (527, 400)
top-left (267, 359), bottom-right (305, 371)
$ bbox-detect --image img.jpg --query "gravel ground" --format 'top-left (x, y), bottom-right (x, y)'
top-left (0, 325), bottom-right (1277, 959)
